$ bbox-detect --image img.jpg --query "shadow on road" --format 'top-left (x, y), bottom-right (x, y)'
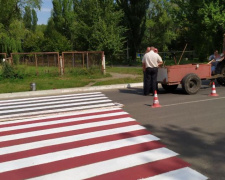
top-left (143, 124), bottom-right (225, 179)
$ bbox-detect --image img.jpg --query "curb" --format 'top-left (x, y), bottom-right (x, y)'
top-left (0, 82), bottom-right (145, 99)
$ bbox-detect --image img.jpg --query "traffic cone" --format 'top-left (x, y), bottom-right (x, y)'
top-left (152, 90), bottom-right (161, 108)
top-left (209, 82), bottom-right (219, 96)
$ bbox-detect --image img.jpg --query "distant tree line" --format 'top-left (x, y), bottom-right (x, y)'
top-left (0, 0), bottom-right (224, 64)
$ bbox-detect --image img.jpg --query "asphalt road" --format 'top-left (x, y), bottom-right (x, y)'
top-left (103, 81), bottom-right (225, 180)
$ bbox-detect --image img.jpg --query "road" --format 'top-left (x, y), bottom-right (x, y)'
top-left (0, 91), bottom-right (207, 180)
top-left (104, 81), bottom-right (225, 179)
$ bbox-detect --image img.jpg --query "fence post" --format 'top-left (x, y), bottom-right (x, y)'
top-left (59, 56), bottom-right (64, 75)
top-left (102, 55), bottom-right (106, 75)
top-left (86, 52), bottom-right (89, 69)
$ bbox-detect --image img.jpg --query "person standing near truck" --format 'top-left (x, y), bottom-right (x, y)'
top-left (142, 47), bottom-right (163, 95)
top-left (208, 50), bottom-right (224, 74)
top-left (142, 47), bottom-right (151, 95)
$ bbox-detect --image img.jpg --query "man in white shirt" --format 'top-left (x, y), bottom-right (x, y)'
top-left (142, 47), bottom-right (163, 95)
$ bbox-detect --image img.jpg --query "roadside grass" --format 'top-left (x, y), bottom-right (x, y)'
top-left (0, 65), bottom-right (141, 93)
top-left (106, 66), bottom-right (142, 75)
top-left (0, 59), bottom-right (207, 94)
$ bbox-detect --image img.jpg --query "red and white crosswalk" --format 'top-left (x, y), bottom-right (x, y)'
top-left (0, 92), bottom-right (207, 179)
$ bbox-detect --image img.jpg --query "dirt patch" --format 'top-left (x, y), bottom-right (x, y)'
top-left (85, 72), bottom-right (141, 87)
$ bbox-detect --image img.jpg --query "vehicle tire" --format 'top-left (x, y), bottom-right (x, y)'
top-left (182, 73), bottom-right (201, 95)
top-left (161, 84), bottom-right (178, 92)
top-left (216, 61), bottom-right (225, 86)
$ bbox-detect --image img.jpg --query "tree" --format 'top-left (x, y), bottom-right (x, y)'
top-left (52, 0), bottom-right (74, 39)
top-left (0, 0), bottom-right (42, 28)
top-left (142, 0), bottom-right (177, 52)
top-left (0, 0), bottom-right (42, 54)
top-left (73, 0), bottom-right (126, 57)
top-left (23, 6), bottom-right (32, 29)
top-left (42, 19), bottom-right (72, 52)
top-left (171, 0), bottom-right (225, 60)
top-left (31, 9), bottom-right (38, 32)
top-left (116, 0), bottom-right (149, 63)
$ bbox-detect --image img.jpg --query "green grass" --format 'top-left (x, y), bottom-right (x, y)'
top-left (0, 65), bottom-right (141, 93)
top-left (106, 66), bottom-right (143, 75)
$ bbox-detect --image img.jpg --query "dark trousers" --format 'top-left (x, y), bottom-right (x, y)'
top-left (143, 71), bottom-right (148, 95)
top-left (144, 67), bottom-right (158, 95)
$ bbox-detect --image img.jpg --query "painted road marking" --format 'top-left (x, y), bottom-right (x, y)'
top-left (0, 93), bottom-right (207, 179)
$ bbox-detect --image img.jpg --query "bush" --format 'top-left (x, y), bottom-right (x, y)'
top-left (0, 62), bottom-right (24, 79)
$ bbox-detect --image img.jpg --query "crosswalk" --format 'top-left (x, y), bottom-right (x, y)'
top-left (0, 92), bottom-right (207, 179)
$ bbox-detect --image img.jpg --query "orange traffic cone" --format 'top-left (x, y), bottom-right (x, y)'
top-left (152, 90), bottom-right (161, 108)
top-left (209, 82), bottom-right (219, 96)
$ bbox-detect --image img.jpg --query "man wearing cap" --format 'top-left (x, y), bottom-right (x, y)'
top-left (142, 47), bottom-right (163, 95)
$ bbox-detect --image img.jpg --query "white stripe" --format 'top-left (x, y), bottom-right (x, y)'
top-left (140, 167), bottom-right (208, 180)
top-left (0, 125), bottom-right (147, 155)
top-left (0, 102), bottom-right (116, 119)
top-left (0, 99), bottom-right (112, 114)
top-left (29, 148), bottom-right (177, 180)
top-left (0, 92), bottom-right (102, 104)
top-left (0, 94), bottom-right (104, 107)
top-left (0, 117), bottom-right (135, 142)
top-left (162, 96), bottom-right (225, 107)
top-left (0, 111), bottom-right (128, 132)
top-left (0, 135), bottom-right (163, 173)
top-left (0, 107), bottom-right (122, 125)
top-left (0, 96), bottom-right (108, 110)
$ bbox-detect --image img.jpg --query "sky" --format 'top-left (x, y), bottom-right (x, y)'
top-left (36, 0), bottom-right (53, 25)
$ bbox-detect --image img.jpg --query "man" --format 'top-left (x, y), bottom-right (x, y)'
top-left (142, 47), bottom-right (151, 95)
top-left (142, 47), bottom-right (163, 95)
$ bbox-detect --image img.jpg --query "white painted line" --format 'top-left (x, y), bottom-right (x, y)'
top-left (0, 99), bottom-right (112, 114)
top-left (140, 167), bottom-right (207, 180)
top-left (0, 117), bottom-right (135, 142)
top-left (162, 96), bottom-right (225, 107)
top-left (29, 148), bottom-right (177, 180)
top-left (0, 92), bottom-right (102, 104)
top-left (0, 94), bottom-right (105, 107)
top-left (0, 125), bottom-right (147, 155)
top-left (0, 103), bottom-right (117, 119)
top-left (0, 96), bottom-right (108, 110)
top-left (0, 135), bottom-right (164, 173)
top-left (0, 107), bottom-right (122, 125)
top-left (0, 111), bottom-right (128, 132)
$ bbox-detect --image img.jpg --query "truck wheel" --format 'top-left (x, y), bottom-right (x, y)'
top-left (182, 73), bottom-right (201, 94)
top-left (161, 84), bottom-right (178, 92)
top-left (216, 61), bottom-right (225, 86)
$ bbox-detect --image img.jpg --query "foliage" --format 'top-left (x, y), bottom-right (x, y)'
top-left (0, 62), bottom-right (23, 79)
top-left (0, 0), bottom-right (41, 54)
top-left (116, 0), bottom-right (149, 62)
top-left (42, 19), bottom-right (72, 52)
top-left (23, 6), bottom-right (38, 31)
top-left (141, 0), bottom-right (177, 52)
top-left (52, 0), bottom-right (74, 39)
top-left (0, 20), bottom-right (25, 54)
top-left (170, 0), bottom-right (225, 60)
top-left (73, 0), bottom-right (126, 59)
top-left (0, 0), bottom-right (225, 66)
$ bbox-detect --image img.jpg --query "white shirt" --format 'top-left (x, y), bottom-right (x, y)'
top-left (142, 50), bottom-right (162, 68)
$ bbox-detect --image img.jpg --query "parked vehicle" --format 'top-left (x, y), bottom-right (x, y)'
top-left (157, 34), bottom-right (225, 95)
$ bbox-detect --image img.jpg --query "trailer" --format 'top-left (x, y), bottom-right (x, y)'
top-left (157, 34), bottom-right (225, 95)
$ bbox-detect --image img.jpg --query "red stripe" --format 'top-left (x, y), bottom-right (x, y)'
top-left (0, 121), bottom-right (140, 148)
top-left (0, 114), bottom-right (130, 136)
top-left (0, 109), bottom-right (124, 128)
top-left (88, 157), bottom-right (190, 180)
top-left (0, 141), bottom-right (165, 180)
top-left (0, 129), bottom-right (151, 163)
